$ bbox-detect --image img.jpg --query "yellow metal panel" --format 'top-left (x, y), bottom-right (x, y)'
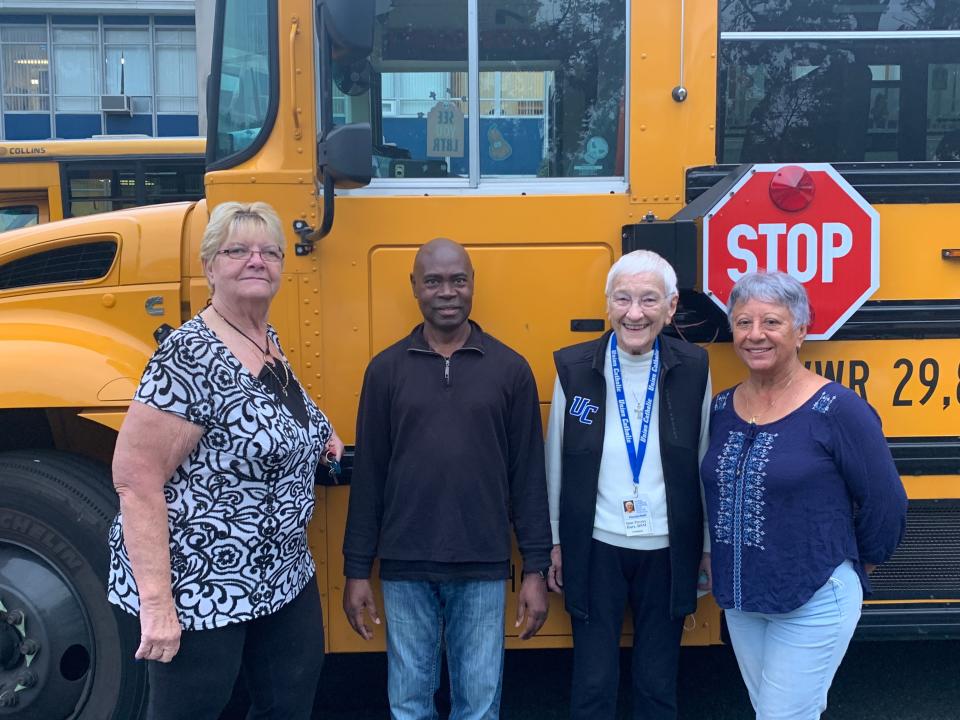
top-left (0, 161), bottom-right (59, 183)
top-left (0, 303), bottom-right (160, 408)
top-left (629, 0), bottom-right (719, 206)
top-left (872, 205), bottom-right (960, 300)
top-left (116, 204), bottom-right (189, 285)
top-left (902, 476), bottom-right (960, 501)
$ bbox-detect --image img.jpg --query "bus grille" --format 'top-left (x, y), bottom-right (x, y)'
top-left (0, 240), bottom-right (117, 290)
top-left (869, 500), bottom-right (960, 601)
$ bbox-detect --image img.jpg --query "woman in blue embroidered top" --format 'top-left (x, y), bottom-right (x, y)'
top-left (700, 271), bottom-right (906, 720)
top-left (109, 202), bottom-right (342, 719)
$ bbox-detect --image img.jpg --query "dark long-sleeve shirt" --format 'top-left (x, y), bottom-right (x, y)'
top-left (700, 381), bottom-right (907, 613)
top-left (343, 322), bottom-right (553, 582)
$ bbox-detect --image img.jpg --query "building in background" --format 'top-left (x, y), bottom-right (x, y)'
top-left (0, 1), bottom-right (196, 140)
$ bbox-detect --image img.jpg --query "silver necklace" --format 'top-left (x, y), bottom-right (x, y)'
top-left (747, 372), bottom-right (797, 425)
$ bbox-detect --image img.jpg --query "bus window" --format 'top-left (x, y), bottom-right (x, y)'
top-left (360, 0), bottom-right (470, 180)
top-left (65, 166), bottom-right (138, 217)
top-left (0, 205), bottom-right (39, 232)
top-left (211, 0), bottom-right (274, 163)
top-left (64, 159), bottom-right (205, 217)
top-left (478, 0), bottom-right (625, 179)
top-left (340, 0), bottom-right (626, 183)
top-left (719, 1), bottom-right (960, 163)
top-left (720, 0), bottom-right (960, 32)
top-left (143, 162), bottom-right (205, 203)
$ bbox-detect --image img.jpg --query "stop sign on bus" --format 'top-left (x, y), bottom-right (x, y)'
top-left (702, 163), bottom-right (879, 340)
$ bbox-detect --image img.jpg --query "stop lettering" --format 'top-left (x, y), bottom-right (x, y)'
top-left (702, 163), bottom-right (879, 340)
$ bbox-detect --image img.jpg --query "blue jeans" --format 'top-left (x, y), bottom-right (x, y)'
top-left (724, 560), bottom-right (863, 720)
top-left (381, 579), bottom-right (506, 720)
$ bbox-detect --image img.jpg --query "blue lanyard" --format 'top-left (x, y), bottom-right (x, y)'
top-left (610, 334), bottom-right (660, 489)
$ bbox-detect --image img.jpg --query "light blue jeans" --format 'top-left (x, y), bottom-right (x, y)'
top-left (724, 560), bottom-right (863, 720)
top-left (381, 579), bottom-right (506, 720)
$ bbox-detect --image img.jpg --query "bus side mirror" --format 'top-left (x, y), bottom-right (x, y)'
top-left (312, 0), bottom-right (374, 243)
top-left (318, 0), bottom-right (374, 62)
top-left (320, 124), bottom-right (373, 189)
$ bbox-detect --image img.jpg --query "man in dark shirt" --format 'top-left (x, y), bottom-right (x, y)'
top-left (342, 238), bottom-right (552, 720)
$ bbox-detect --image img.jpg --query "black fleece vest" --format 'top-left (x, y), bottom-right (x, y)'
top-left (554, 331), bottom-right (708, 620)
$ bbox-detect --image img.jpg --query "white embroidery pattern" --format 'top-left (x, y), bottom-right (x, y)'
top-left (812, 391), bottom-right (837, 414)
top-left (713, 428), bottom-right (777, 609)
top-left (713, 390), bottom-right (731, 412)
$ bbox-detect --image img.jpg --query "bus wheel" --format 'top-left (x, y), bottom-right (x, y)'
top-left (0, 451), bottom-right (146, 719)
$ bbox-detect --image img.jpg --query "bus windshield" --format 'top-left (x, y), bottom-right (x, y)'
top-left (211, 0), bottom-right (274, 163)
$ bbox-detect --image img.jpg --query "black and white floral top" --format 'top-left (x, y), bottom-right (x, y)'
top-left (107, 315), bottom-right (332, 630)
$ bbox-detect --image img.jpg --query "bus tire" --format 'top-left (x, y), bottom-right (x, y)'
top-left (0, 450), bottom-right (147, 719)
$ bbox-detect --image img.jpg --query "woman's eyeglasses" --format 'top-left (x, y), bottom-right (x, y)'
top-left (217, 246), bottom-right (285, 263)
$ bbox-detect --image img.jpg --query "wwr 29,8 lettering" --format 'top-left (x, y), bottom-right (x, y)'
top-left (892, 358), bottom-right (960, 408)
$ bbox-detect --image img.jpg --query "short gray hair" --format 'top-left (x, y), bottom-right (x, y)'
top-left (727, 272), bottom-right (811, 329)
top-left (605, 250), bottom-right (678, 297)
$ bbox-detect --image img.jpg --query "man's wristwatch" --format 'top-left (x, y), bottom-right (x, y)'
top-left (525, 568), bottom-right (548, 580)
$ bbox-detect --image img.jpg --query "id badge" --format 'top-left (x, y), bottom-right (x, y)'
top-left (621, 493), bottom-right (653, 536)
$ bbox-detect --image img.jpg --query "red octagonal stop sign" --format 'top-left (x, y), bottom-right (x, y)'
top-left (703, 163), bottom-right (879, 340)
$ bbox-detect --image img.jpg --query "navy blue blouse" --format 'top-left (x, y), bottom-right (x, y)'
top-left (701, 382), bottom-right (907, 614)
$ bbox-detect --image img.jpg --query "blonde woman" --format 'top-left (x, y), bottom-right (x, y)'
top-left (109, 202), bottom-right (341, 719)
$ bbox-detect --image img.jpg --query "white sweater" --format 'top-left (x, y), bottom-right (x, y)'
top-left (545, 343), bottom-right (712, 551)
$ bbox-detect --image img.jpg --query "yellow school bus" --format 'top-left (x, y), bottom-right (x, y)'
top-left (1, 0), bottom-right (958, 716)
top-left (0, 136), bottom-right (205, 232)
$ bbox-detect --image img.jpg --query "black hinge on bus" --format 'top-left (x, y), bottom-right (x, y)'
top-left (293, 219), bottom-right (317, 255)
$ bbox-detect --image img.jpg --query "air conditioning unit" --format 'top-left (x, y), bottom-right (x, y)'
top-left (100, 95), bottom-right (132, 115)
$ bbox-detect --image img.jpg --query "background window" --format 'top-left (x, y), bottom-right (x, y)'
top-left (155, 28), bottom-right (197, 113)
top-left (2, 26), bottom-right (49, 112)
top-left (0, 204), bottom-right (38, 232)
top-left (104, 28), bottom-right (151, 113)
top-left (53, 27), bottom-right (99, 112)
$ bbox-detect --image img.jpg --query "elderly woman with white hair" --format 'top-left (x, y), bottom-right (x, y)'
top-left (700, 271), bottom-right (906, 719)
top-left (545, 249), bottom-right (712, 720)
top-left (108, 201), bottom-right (342, 719)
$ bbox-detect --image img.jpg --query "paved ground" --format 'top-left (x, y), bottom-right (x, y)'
top-left (221, 639), bottom-right (960, 718)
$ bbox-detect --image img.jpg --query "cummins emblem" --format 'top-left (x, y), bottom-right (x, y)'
top-left (145, 296), bottom-right (165, 316)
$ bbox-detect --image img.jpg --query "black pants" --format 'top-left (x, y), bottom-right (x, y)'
top-left (146, 577), bottom-right (325, 720)
top-left (570, 542), bottom-right (683, 720)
